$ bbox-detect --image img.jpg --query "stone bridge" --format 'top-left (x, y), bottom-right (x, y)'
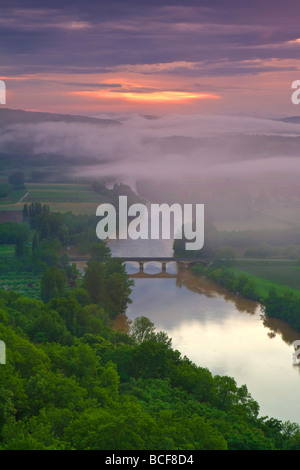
top-left (70, 256), bottom-right (212, 275)
top-left (121, 257), bottom-right (211, 274)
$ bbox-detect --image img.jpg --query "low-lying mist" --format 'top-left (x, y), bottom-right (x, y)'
top-left (1, 113), bottom-right (300, 184)
top-left (1, 111), bottom-right (300, 225)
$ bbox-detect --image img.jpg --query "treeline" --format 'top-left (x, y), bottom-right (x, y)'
top-left (244, 244), bottom-right (300, 259)
top-left (191, 263), bottom-right (300, 333)
top-left (0, 222), bottom-right (29, 245)
top-left (0, 172), bottom-right (25, 199)
top-left (0, 205), bottom-right (135, 319)
top-left (0, 205), bottom-right (104, 274)
top-left (1, 286), bottom-right (300, 449)
top-left (263, 289), bottom-right (300, 332)
top-left (191, 263), bottom-right (259, 302)
top-left (92, 181), bottom-right (145, 206)
top-left (25, 205), bottom-right (111, 254)
top-left (174, 221), bottom-right (300, 260)
top-left (220, 227), bottom-right (300, 249)
top-left (40, 243), bottom-right (133, 320)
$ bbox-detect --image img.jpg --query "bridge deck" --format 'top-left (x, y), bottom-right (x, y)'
top-left (70, 256), bottom-right (208, 263)
top-left (121, 257), bottom-right (206, 262)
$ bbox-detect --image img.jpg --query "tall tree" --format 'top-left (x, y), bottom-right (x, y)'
top-left (84, 260), bottom-right (106, 305)
top-left (15, 233), bottom-right (25, 258)
top-left (22, 204), bottom-right (29, 223)
top-left (40, 266), bottom-right (67, 303)
top-left (89, 242), bottom-right (111, 262)
top-left (8, 171), bottom-right (24, 187)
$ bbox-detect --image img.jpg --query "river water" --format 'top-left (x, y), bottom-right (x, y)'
top-left (108, 237), bottom-right (300, 425)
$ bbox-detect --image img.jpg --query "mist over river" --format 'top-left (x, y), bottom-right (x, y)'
top-left (108, 237), bottom-right (300, 425)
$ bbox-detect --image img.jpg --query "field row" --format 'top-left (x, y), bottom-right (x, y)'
top-left (0, 272), bottom-right (41, 299)
top-left (0, 183), bottom-right (104, 214)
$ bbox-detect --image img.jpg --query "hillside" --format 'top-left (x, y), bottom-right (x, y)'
top-left (0, 108), bottom-right (120, 127)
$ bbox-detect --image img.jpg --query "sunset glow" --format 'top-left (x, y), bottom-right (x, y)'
top-left (287, 38), bottom-right (300, 44)
top-left (72, 90), bottom-right (220, 103)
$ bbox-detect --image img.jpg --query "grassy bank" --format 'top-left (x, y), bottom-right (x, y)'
top-left (228, 261), bottom-right (300, 298)
top-left (191, 260), bottom-right (300, 332)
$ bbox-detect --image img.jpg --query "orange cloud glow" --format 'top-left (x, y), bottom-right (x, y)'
top-left (287, 38), bottom-right (300, 44)
top-left (72, 89), bottom-right (220, 103)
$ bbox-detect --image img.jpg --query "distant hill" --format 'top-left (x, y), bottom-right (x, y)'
top-left (0, 108), bottom-right (121, 127)
top-left (279, 116), bottom-right (300, 124)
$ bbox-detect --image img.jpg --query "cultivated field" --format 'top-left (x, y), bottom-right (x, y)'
top-left (230, 260), bottom-right (300, 297)
top-left (0, 183), bottom-right (104, 215)
top-left (0, 272), bottom-right (41, 299)
top-left (215, 217), bottom-right (291, 231)
top-left (0, 244), bottom-right (14, 258)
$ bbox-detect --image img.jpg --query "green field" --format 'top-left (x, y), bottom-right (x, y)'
top-left (0, 188), bottom-right (27, 206)
top-left (0, 244), bottom-right (14, 258)
top-left (0, 272), bottom-right (41, 299)
top-left (25, 184), bottom-right (91, 191)
top-left (24, 183), bottom-right (100, 202)
top-left (265, 205), bottom-right (300, 224)
top-left (26, 184), bottom-right (98, 199)
top-left (0, 183), bottom-right (103, 214)
top-left (229, 261), bottom-right (300, 298)
top-left (215, 217), bottom-right (291, 232)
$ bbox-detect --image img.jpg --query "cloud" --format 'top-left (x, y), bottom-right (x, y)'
top-left (2, 0), bottom-right (300, 80)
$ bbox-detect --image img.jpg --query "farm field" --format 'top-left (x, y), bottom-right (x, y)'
top-left (24, 183), bottom-right (100, 202)
top-left (0, 188), bottom-right (27, 206)
top-left (0, 183), bottom-right (104, 215)
top-left (216, 204), bottom-right (300, 231)
top-left (229, 260), bottom-right (300, 298)
top-left (215, 218), bottom-right (291, 231)
top-left (0, 244), bottom-right (14, 258)
top-left (266, 205), bottom-right (300, 221)
top-left (0, 272), bottom-right (41, 299)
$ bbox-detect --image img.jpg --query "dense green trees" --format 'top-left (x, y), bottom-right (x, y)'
top-left (27, 202), bottom-right (49, 229)
top-left (191, 263), bottom-right (260, 302)
top-left (263, 289), bottom-right (300, 332)
top-left (84, 259), bottom-right (133, 318)
top-left (0, 285), bottom-right (299, 450)
top-left (40, 267), bottom-right (67, 303)
top-left (8, 171), bottom-right (24, 188)
top-left (0, 184), bottom-right (14, 198)
top-left (15, 233), bottom-right (25, 259)
top-left (89, 242), bottom-right (111, 262)
top-left (173, 220), bottom-right (219, 258)
top-left (0, 222), bottom-right (29, 245)
top-left (1, 204), bottom-right (299, 449)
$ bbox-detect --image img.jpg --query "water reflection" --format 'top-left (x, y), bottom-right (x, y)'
top-left (176, 268), bottom-right (258, 315)
top-left (109, 238), bottom-right (300, 424)
top-left (115, 264), bottom-right (300, 424)
top-left (261, 314), bottom-right (300, 346)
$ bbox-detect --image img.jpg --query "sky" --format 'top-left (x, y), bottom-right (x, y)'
top-left (1, 0), bottom-right (300, 116)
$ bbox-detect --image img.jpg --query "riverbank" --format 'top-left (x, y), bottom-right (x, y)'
top-left (229, 260), bottom-right (300, 296)
top-left (191, 261), bottom-right (300, 333)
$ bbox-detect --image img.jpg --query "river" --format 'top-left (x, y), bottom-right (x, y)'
top-left (108, 237), bottom-right (300, 425)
